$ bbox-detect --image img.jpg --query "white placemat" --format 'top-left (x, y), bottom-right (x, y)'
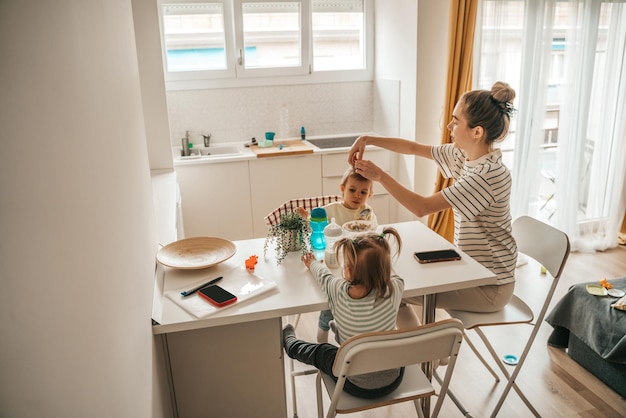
top-left (166, 267), bottom-right (278, 318)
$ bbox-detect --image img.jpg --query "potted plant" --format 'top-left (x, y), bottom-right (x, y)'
top-left (264, 210), bottom-right (311, 264)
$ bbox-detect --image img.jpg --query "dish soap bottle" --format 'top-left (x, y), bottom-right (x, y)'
top-left (309, 207), bottom-right (328, 250)
top-left (324, 218), bottom-right (343, 268)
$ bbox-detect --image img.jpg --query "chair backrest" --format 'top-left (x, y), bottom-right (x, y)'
top-left (512, 215), bottom-right (570, 280)
top-left (332, 319), bottom-right (464, 378)
top-left (264, 195), bottom-right (342, 227)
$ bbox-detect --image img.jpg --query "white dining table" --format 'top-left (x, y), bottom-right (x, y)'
top-left (152, 221), bottom-right (497, 418)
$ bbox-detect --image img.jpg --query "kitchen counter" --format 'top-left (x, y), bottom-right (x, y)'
top-left (172, 133), bottom-right (377, 166)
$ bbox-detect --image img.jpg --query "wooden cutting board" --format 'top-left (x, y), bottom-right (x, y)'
top-left (250, 140), bottom-right (315, 158)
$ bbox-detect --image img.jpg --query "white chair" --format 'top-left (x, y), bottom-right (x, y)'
top-left (444, 215), bottom-right (570, 417)
top-left (265, 195), bottom-right (341, 227)
top-left (315, 318), bottom-right (465, 418)
top-left (266, 195), bottom-right (341, 418)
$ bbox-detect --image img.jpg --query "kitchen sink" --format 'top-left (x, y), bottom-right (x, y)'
top-left (306, 136), bottom-right (359, 149)
top-left (180, 144), bottom-right (245, 160)
top-left (177, 143), bottom-right (250, 160)
top-left (195, 144), bottom-right (242, 156)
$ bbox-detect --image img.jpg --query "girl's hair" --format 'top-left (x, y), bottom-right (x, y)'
top-left (341, 167), bottom-right (372, 188)
top-left (334, 226), bottom-right (402, 299)
top-left (460, 81), bottom-right (516, 145)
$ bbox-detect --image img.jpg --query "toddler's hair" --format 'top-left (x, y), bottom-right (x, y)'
top-left (335, 227), bottom-right (402, 299)
top-left (341, 167), bottom-right (372, 188)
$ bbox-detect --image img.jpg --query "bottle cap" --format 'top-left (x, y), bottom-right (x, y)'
top-left (310, 207), bottom-right (327, 221)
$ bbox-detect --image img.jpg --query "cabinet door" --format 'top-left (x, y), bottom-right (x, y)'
top-left (176, 161), bottom-right (253, 240)
top-left (166, 319), bottom-right (287, 418)
top-left (249, 155), bottom-right (322, 238)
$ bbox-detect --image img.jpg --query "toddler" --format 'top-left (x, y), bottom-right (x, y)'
top-left (318, 167), bottom-right (377, 342)
top-left (283, 227), bottom-right (404, 398)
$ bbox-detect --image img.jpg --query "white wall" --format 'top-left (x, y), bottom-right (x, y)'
top-left (414, 1), bottom-right (450, 201)
top-left (0, 1), bottom-right (157, 417)
top-left (373, 0), bottom-right (418, 222)
top-left (165, 81), bottom-right (374, 147)
top-left (372, 0), bottom-right (450, 222)
top-left (132, 0), bottom-right (174, 171)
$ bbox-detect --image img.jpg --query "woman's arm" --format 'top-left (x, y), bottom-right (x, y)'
top-left (353, 160), bottom-right (450, 218)
top-left (348, 135), bottom-right (433, 166)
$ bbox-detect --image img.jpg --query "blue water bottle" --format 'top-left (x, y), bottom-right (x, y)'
top-left (310, 207), bottom-right (328, 250)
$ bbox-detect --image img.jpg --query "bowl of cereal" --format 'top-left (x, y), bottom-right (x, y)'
top-left (342, 220), bottom-right (377, 235)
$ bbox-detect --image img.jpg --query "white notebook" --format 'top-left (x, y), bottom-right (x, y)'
top-left (166, 267), bottom-right (278, 319)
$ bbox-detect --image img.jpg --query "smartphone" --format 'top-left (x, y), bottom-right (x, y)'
top-left (414, 249), bottom-right (462, 264)
top-left (198, 285), bottom-right (238, 307)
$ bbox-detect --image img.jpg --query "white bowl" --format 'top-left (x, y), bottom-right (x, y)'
top-left (342, 220), bottom-right (377, 234)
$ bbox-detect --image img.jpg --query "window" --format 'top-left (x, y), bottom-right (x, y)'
top-left (475, 0), bottom-right (626, 251)
top-left (162, 3), bottom-right (227, 72)
top-left (159, 0), bottom-right (372, 89)
top-left (235, 0), bottom-right (310, 77)
top-left (161, 2), bottom-right (235, 81)
top-left (312, 0), bottom-right (365, 71)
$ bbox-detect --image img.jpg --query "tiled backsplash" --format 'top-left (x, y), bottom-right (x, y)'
top-left (166, 81), bottom-right (373, 146)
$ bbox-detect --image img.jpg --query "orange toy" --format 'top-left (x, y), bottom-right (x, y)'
top-left (245, 255), bottom-right (259, 271)
top-left (599, 278), bottom-right (613, 289)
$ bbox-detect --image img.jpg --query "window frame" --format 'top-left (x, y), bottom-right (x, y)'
top-left (233, 0), bottom-right (310, 78)
top-left (158, 0), bottom-right (374, 91)
top-left (159, 0), bottom-right (237, 82)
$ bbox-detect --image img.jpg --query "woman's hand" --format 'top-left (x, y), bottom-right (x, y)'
top-left (353, 159), bottom-right (383, 182)
top-left (301, 252), bottom-right (316, 269)
top-left (348, 135), bottom-right (369, 167)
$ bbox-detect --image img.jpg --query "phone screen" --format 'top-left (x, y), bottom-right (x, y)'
top-left (198, 285), bottom-right (238, 307)
top-left (413, 249), bottom-right (461, 264)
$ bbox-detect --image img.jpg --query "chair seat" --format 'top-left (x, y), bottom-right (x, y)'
top-left (320, 364), bottom-right (435, 414)
top-left (446, 295), bottom-right (534, 329)
top-left (442, 216), bottom-right (570, 418)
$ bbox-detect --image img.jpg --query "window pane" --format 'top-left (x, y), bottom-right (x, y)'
top-left (242, 2), bottom-right (301, 69)
top-left (476, 0), bottom-right (626, 231)
top-left (312, 0), bottom-right (364, 71)
top-left (162, 3), bottom-right (227, 72)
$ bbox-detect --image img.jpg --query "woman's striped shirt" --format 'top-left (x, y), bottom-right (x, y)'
top-left (431, 144), bottom-right (517, 285)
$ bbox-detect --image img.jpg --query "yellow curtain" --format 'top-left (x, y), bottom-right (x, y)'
top-left (427, 0), bottom-right (479, 243)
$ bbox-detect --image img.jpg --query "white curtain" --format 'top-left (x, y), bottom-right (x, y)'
top-left (475, 0), bottom-right (626, 252)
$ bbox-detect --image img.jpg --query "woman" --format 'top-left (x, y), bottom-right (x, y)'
top-left (348, 82), bottom-right (518, 322)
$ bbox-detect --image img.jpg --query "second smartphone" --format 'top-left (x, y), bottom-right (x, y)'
top-left (413, 249), bottom-right (462, 264)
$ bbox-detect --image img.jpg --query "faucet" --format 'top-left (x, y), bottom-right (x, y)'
top-left (202, 133), bottom-right (212, 148)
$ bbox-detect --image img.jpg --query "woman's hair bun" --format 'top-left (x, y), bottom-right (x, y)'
top-left (491, 81), bottom-right (515, 105)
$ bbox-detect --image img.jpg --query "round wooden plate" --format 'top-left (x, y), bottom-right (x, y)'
top-left (157, 237), bottom-right (236, 269)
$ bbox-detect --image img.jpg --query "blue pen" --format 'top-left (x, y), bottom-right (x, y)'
top-left (181, 276), bottom-right (223, 297)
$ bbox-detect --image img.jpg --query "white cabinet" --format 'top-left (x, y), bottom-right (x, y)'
top-left (249, 155), bottom-right (322, 238)
top-left (175, 148), bottom-right (395, 242)
top-left (175, 160), bottom-right (253, 240)
top-left (165, 319), bottom-right (286, 418)
top-left (320, 149), bottom-right (391, 224)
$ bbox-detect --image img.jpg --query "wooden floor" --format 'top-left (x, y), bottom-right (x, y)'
top-left (283, 244), bottom-right (626, 418)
